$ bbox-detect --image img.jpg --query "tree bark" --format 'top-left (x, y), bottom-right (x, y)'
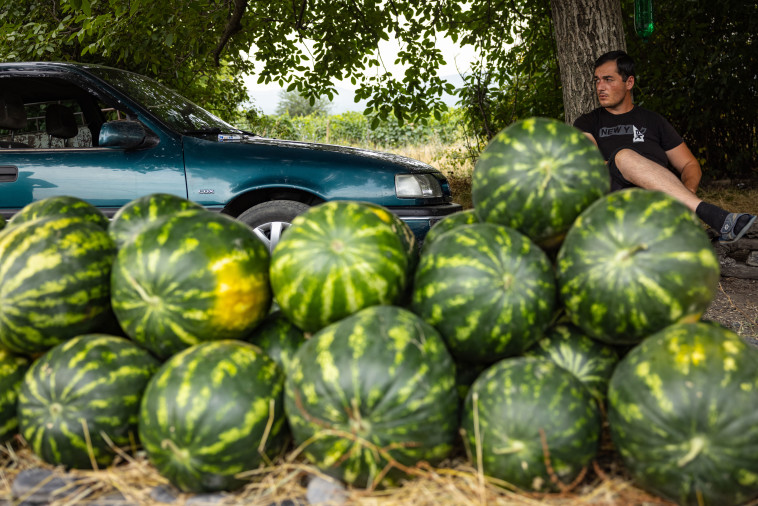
top-left (549, 0), bottom-right (626, 125)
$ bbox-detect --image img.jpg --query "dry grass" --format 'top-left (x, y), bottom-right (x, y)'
top-left (698, 184), bottom-right (758, 216)
top-left (391, 142), bottom-right (476, 209)
top-left (1, 436), bottom-right (678, 506)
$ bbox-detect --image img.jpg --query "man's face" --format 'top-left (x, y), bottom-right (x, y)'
top-left (593, 60), bottom-right (634, 109)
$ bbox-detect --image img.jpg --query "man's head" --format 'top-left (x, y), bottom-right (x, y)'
top-left (593, 50), bottom-right (635, 112)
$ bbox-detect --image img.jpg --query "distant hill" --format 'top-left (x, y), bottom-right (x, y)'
top-left (248, 74), bottom-right (465, 115)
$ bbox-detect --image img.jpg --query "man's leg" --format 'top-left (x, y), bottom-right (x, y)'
top-left (613, 148), bottom-right (701, 211)
top-left (612, 148), bottom-right (756, 242)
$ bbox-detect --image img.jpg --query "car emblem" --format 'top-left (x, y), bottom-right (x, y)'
top-left (198, 189), bottom-right (215, 194)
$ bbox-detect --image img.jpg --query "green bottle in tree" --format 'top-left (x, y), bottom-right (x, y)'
top-left (635, 0), bottom-right (654, 40)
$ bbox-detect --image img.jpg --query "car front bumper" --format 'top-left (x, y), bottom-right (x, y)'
top-left (390, 203), bottom-right (464, 241)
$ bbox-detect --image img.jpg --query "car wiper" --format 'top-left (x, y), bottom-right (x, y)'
top-left (182, 127), bottom-right (224, 135)
top-left (182, 127), bottom-right (260, 138)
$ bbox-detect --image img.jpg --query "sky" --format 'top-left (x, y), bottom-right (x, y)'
top-left (243, 38), bottom-right (479, 114)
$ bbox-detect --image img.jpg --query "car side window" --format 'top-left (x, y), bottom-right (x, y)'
top-left (0, 77), bottom-right (130, 149)
top-left (20, 100), bottom-right (91, 148)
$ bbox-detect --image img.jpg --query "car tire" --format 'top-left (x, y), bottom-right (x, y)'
top-left (237, 200), bottom-right (311, 252)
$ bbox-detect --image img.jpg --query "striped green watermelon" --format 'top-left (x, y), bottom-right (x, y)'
top-left (0, 214), bottom-right (6, 232)
top-left (557, 189), bottom-right (720, 345)
top-left (8, 196), bottom-right (108, 230)
top-left (361, 202), bottom-right (418, 263)
top-left (285, 305), bottom-right (458, 488)
top-left (244, 310), bottom-right (306, 372)
top-left (608, 322), bottom-right (758, 505)
top-left (472, 117), bottom-right (608, 249)
top-left (270, 201), bottom-right (409, 333)
top-left (139, 340), bottom-right (286, 493)
top-left (0, 349), bottom-right (30, 442)
top-left (461, 357), bottom-right (601, 492)
top-left (111, 210), bottom-right (272, 359)
top-left (361, 201), bottom-right (419, 284)
top-left (421, 208), bottom-right (479, 254)
top-left (411, 223), bottom-right (556, 364)
top-left (525, 324), bottom-right (619, 403)
top-left (109, 193), bottom-right (204, 249)
top-left (0, 216), bottom-right (116, 354)
top-left (17, 334), bottom-right (159, 469)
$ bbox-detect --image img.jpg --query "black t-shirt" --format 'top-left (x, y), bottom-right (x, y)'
top-left (573, 105), bottom-right (683, 167)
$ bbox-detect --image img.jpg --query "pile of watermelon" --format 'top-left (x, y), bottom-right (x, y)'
top-left (1, 117), bottom-right (757, 505)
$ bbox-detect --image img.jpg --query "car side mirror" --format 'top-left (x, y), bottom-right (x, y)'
top-left (99, 120), bottom-right (159, 150)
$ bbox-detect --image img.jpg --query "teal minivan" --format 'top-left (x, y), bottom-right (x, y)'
top-left (0, 62), bottom-right (461, 249)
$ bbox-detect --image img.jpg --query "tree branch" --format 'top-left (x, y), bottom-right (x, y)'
top-left (213, 0), bottom-right (249, 66)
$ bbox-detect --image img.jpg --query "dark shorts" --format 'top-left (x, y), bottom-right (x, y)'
top-left (608, 148), bottom-right (637, 192)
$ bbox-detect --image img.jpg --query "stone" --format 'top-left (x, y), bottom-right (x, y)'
top-left (149, 484), bottom-right (180, 504)
top-left (11, 468), bottom-right (78, 505)
top-left (84, 491), bottom-right (138, 506)
top-left (185, 492), bottom-right (231, 505)
top-left (305, 476), bottom-right (347, 505)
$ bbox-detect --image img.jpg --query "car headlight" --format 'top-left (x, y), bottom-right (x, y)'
top-left (395, 174), bottom-right (443, 198)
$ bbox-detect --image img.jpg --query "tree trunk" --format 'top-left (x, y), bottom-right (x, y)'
top-left (550, 0), bottom-right (626, 125)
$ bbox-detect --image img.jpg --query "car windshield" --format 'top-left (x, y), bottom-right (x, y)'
top-left (85, 66), bottom-right (240, 135)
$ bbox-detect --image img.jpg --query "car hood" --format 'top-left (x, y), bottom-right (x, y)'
top-left (220, 135), bottom-right (439, 174)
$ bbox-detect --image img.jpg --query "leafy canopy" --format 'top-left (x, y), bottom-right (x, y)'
top-left (0, 0), bottom-right (534, 125)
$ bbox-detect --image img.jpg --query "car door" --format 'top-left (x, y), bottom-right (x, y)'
top-left (0, 72), bottom-right (186, 217)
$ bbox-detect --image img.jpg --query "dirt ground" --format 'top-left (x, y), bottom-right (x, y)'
top-left (703, 276), bottom-right (758, 343)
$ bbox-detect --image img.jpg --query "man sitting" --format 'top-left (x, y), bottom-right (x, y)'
top-left (573, 50), bottom-right (755, 243)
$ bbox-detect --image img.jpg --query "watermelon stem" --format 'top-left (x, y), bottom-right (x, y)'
top-left (614, 244), bottom-right (649, 262)
top-left (677, 435), bottom-right (706, 468)
top-left (492, 440), bottom-right (526, 454)
top-left (161, 438), bottom-right (191, 463)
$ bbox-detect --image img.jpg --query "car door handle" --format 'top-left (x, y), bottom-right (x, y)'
top-left (0, 166), bottom-right (18, 183)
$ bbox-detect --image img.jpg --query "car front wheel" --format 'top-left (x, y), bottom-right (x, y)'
top-left (237, 200), bottom-right (310, 252)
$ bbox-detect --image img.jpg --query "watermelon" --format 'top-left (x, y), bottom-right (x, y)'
top-left (0, 349), bottom-right (30, 442)
top-left (139, 340), bottom-right (286, 493)
top-left (17, 334), bottom-right (159, 469)
top-left (421, 208), bottom-right (479, 253)
top-left (8, 196), bottom-right (108, 230)
top-left (361, 201), bottom-right (419, 281)
top-left (0, 214), bottom-right (6, 232)
top-left (270, 201), bottom-right (409, 333)
top-left (556, 189), bottom-right (720, 345)
top-left (361, 201), bottom-right (419, 263)
top-left (244, 310), bottom-right (306, 372)
top-left (461, 357), bottom-right (601, 492)
top-left (111, 210), bottom-right (272, 359)
top-left (0, 216), bottom-right (116, 354)
top-left (109, 193), bottom-right (204, 249)
top-left (411, 223), bottom-right (556, 364)
top-left (284, 305), bottom-right (458, 488)
top-left (472, 117), bottom-right (608, 249)
top-left (608, 322), bottom-right (758, 505)
top-left (525, 324), bottom-right (619, 403)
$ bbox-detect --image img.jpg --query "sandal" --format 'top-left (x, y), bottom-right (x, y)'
top-left (719, 213), bottom-right (757, 244)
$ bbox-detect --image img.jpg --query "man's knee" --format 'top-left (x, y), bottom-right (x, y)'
top-left (612, 148), bottom-right (642, 168)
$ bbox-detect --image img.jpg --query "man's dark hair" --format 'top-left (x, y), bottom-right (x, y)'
top-left (594, 50), bottom-right (635, 81)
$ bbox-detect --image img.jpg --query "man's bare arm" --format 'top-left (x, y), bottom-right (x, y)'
top-left (666, 143), bottom-right (702, 194)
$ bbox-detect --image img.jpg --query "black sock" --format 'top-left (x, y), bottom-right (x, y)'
top-left (695, 202), bottom-right (729, 231)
